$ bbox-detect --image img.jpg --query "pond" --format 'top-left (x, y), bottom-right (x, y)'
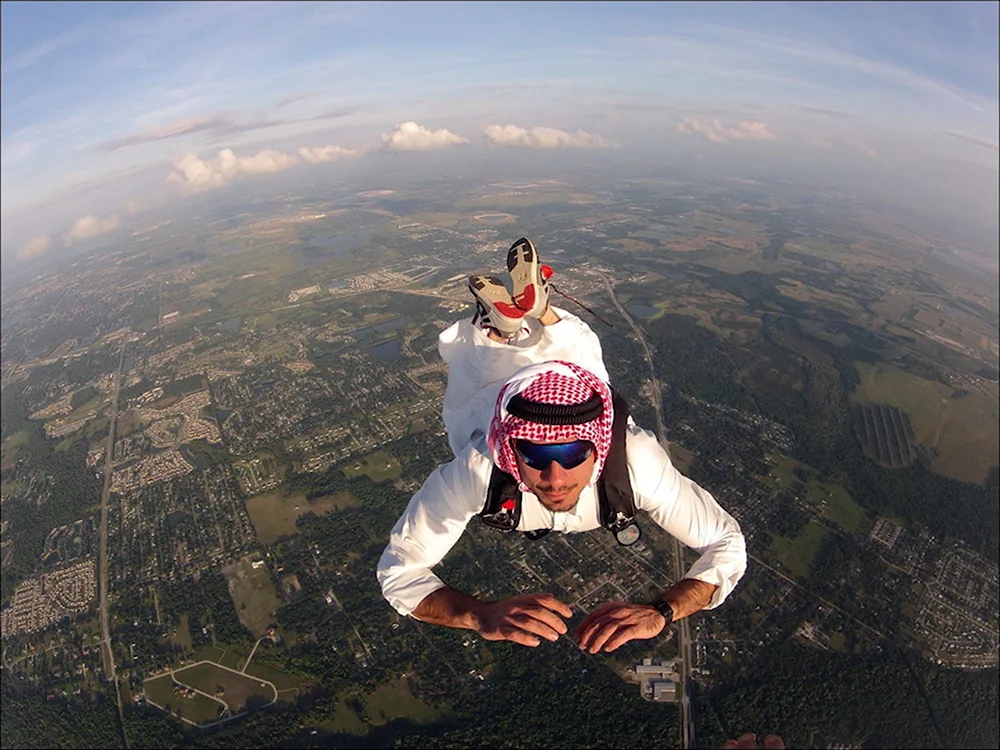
top-left (352, 317), bottom-right (406, 339)
top-left (218, 317), bottom-right (242, 333)
top-left (368, 339), bottom-right (402, 364)
top-left (627, 303), bottom-right (660, 319)
top-left (165, 510), bottom-right (190, 529)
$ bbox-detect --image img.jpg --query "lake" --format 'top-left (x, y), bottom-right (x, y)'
top-left (368, 339), bottom-right (402, 363)
top-left (352, 317), bottom-right (406, 339)
top-left (301, 228), bottom-right (375, 267)
top-left (627, 303), bottom-right (660, 319)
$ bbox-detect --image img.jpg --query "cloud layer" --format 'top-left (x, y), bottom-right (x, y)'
top-left (297, 144), bottom-right (358, 164)
top-left (63, 214), bottom-right (121, 245)
top-left (168, 148), bottom-right (298, 190)
top-left (380, 121), bottom-right (469, 152)
top-left (676, 116), bottom-right (778, 143)
top-left (17, 211), bottom-right (122, 260)
top-left (483, 124), bottom-right (611, 148)
top-left (17, 235), bottom-right (51, 261)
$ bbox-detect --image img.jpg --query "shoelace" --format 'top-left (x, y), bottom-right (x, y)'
top-left (549, 283), bottom-right (615, 328)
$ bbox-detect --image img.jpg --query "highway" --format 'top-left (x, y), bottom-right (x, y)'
top-left (98, 346), bottom-right (128, 747)
top-left (602, 277), bottom-right (695, 750)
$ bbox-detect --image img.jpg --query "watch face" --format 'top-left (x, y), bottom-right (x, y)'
top-left (615, 524), bottom-right (641, 546)
top-left (656, 600), bottom-right (674, 625)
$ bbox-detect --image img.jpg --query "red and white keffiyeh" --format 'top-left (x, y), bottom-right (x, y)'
top-left (487, 360), bottom-right (614, 489)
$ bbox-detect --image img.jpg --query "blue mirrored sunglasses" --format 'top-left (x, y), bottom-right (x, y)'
top-left (513, 439), bottom-right (594, 470)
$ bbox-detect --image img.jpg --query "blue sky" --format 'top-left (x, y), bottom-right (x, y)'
top-left (1, 1), bottom-right (997, 262)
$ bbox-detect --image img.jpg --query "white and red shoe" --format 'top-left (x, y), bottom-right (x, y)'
top-left (468, 275), bottom-right (526, 338)
top-left (506, 237), bottom-right (553, 319)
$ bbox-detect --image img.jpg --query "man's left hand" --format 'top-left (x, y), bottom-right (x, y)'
top-left (573, 601), bottom-right (666, 654)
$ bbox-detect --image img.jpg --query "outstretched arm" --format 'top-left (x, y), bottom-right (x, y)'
top-left (573, 426), bottom-right (746, 654)
top-left (573, 578), bottom-right (716, 654)
top-left (413, 588), bottom-right (573, 648)
top-left (377, 443), bottom-right (574, 647)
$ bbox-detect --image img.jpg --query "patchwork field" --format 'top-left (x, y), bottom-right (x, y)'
top-left (221, 556), bottom-right (283, 636)
top-left (245, 491), bottom-right (358, 544)
top-left (853, 362), bottom-right (999, 484)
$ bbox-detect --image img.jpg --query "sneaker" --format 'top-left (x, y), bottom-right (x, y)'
top-left (468, 275), bottom-right (526, 338)
top-left (506, 237), bottom-right (552, 318)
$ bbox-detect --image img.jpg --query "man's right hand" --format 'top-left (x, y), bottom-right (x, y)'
top-left (475, 593), bottom-right (573, 647)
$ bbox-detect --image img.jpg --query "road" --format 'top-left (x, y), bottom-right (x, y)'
top-left (603, 278), bottom-right (695, 750)
top-left (98, 346), bottom-right (127, 747)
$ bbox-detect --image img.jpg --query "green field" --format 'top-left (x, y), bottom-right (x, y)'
top-left (365, 678), bottom-right (445, 726)
top-left (810, 479), bottom-right (869, 533)
top-left (853, 361), bottom-right (999, 485)
top-left (327, 689), bottom-right (367, 734)
top-left (255, 336), bottom-right (297, 359)
top-left (243, 660), bottom-right (305, 694)
top-left (245, 491), bottom-right (358, 544)
top-left (175, 661), bottom-right (276, 713)
top-left (3, 429), bottom-right (31, 450)
top-left (143, 674), bottom-right (179, 706)
top-left (768, 521), bottom-right (829, 579)
top-left (341, 450), bottom-right (401, 482)
top-left (221, 557), bottom-right (283, 637)
top-left (170, 612), bottom-right (193, 652)
top-left (767, 453), bottom-right (808, 488)
top-left (144, 674), bottom-right (226, 725)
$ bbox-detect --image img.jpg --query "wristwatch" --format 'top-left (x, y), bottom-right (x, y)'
top-left (653, 598), bottom-right (675, 627)
top-left (648, 586), bottom-right (674, 627)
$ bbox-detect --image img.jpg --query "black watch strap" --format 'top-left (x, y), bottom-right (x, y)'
top-left (648, 586), bottom-right (674, 626)
top-left (653, 598), bottom-right (674, 626)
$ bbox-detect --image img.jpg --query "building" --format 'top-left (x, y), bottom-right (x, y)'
top-left (634, 658), bottom-right (680, 703)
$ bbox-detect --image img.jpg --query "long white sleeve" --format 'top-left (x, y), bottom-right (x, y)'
top-left (376, 442), bottom-right (493, 616)
top-left (626, 425), bottom-right (747, 608)
top-left (376, 427), bottom-right (747, 616)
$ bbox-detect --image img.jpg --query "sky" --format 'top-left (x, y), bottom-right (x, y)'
top-left (1, 1), bottom-right (997, 265)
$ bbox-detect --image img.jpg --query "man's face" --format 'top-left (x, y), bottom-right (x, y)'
top-left (513, 439), bottom-right (597, 513)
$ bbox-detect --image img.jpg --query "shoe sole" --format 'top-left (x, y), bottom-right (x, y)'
top-left (506, 237), bottom-right (543, 315)
top-left (469, 275), bottom-right (525, 335)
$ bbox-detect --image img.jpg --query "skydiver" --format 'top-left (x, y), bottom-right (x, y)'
top-left (377, 238), bottom-right (747, 652)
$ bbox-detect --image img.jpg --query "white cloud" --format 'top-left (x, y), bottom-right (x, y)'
top-left (62, 214), bottom-right (121, 246)
top-left (483, 124), bottom-right (612, 149)
top-left (297, 144), bottom-right (360, 164)
top-left (167, 147), bottom-right (299, 191)
top-left (676, 116), bottom-right (778, 143)
top-left (17, 234), bottom-right (51, 260)
top-left (803, 136), bottom-right (835, 149)
top-left (380, 121), bottom-right (469, 152)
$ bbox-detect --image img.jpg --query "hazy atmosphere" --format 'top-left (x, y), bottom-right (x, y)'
top-left (1, 3), bottom-right (997, 750)
top-left (2, 1), bottom-right (997, 268)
